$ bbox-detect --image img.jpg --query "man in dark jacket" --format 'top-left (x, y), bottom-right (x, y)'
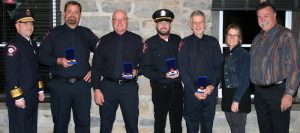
top-left (178, 10), bottom-right (222, 133)
top-left (4, 9), bottom-right (45, 133)
top-left (140, 9), bottom-right (183, 133)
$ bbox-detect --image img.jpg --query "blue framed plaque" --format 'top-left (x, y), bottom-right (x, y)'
top-left (165, 58), bottom-right (177, 76)
top-left (65, 48), bottom-right (77, 65)
top-left (123, 62), bottom-right (133, 79)
top-left (197, 76), bottom-right (207, 93)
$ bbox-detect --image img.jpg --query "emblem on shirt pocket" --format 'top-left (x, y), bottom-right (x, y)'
top-left (7, 45), bottom-right (17, 56)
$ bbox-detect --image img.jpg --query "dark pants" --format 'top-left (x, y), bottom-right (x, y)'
top-left (254, 83), bottom-right (290, 133)
top-left (184, 91), bottom-right (217, 133)
top-left (224, 112), bottom-right (247, 133)
top-left (7, 103), bottom-right (38, 133)
top-left (151, 81), bottom-right (183, 133)
top-left (99, 79), bottom-right (139, 133)
top-left (49, 79), bottom-right (91, 133)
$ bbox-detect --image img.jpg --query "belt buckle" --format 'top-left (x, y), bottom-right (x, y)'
top-left (118, 80), bottom-right (123, 85)
top-left (68, 78), bottom-right (77, 84)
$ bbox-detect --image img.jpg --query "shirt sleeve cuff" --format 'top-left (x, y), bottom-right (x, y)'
top-left (15, 98), bottom-right (24, 102)
top-left (233, 96), bottom-right (241, 102)
top-left (285, 88), bottom-right (296, 96)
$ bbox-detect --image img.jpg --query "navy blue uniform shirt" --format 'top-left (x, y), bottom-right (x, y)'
top-left (178, 34), bottom-right (222, 93)
top-left (91, 31), bottom-right (143, 89)
top-left (140, 34), bottom-right (181, 83)
top-left (38, 24), bottom-right (99, 78)
top-left (4, 33), bottom-right (40, 104)
top-left (178, 34), bottom-right (222, 114)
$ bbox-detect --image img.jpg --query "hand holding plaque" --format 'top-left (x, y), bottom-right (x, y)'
top-left (122, 62), bottom-right (133, 79)
top-left (197, 76), bottom-right (207, 93)
top-left (165, 58), bottom-right (178, 77)
top-left (65, 48), bottom-right (77, 65)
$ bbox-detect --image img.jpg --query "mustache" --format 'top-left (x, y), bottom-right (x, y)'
top-left (259, 22), bottom-right (269, 27)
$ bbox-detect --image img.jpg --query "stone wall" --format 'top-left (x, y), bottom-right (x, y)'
top-left (60, 0), bottom-right (213, 132)
top-left (61, 0), bottom-right (213, 39)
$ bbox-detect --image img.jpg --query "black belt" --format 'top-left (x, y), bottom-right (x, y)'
top-left (104, 77), bottom-right (134, 85)
top-left (257, 80), bottom-right (285, 88)
top-left (52, 75), bottom-right (83, 84)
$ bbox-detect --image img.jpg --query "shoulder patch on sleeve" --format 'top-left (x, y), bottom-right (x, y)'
top-left (7, 45), bottom-right (17, 56)
top-left (143, 43), bottom-right (148, 54)
top-left (178, 41), bottom-right (184, 52)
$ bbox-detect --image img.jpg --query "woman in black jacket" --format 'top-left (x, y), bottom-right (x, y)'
top-left (221, 24), bottom-right (251, 133)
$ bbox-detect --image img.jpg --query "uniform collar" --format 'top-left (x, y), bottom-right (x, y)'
top-left (113, 30), bottom-right (128, 36)
top-left (156, 34), bottom-right (169, 42)
top-left (16, 33), bottom-right (31, 42)
top-left (63, 23), bottom-right (78, 30)
top-left (192, 33), bottom-right (205, 40)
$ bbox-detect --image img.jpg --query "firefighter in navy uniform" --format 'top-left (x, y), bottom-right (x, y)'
top-left (37, 1), bottom-right (99, 133)
top-left (140, 9), bottom-right (183, 133)
top-left (4, 9), bottom-right (45, 133)
top-left (178, 10), bottom-right (223, 133)
top-left (92, 9), bottom-right (143, 133)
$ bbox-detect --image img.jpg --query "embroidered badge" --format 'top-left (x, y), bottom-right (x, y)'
top-left (160, 10), bottom-right (166, 16)
top-left (143, 43), bottom-right (148, 54)
top-left (26, 9), bottom-right (31, 16)
top-left (178, 42), bottom-right (184, 52)
top-left (7, 45), bottom-right (17, 56)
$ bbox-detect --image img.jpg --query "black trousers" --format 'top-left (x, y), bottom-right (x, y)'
top-left (184, 91), bottom-right (217, 133)
top-left (254, 83), bottom-right (290, 133)
top-left (151, 81), bottom-right (183, 133)
top-left (49, 79), bottom-right (91, 133)
top-left (7, 103), bottom-right (38, 133)
top-left (99, 79), bottom-right (139, 133)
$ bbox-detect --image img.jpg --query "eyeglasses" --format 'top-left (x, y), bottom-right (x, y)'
top-left (112, 17), bottom-right (128, 22)
top-left (226, 34), bottom-right (239, 38)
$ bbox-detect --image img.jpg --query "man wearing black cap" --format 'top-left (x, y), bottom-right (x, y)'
top-left (140, 9), bottom-right (183, 133)
top-left (4, 9), bottom-right (45, 133)
top-left (38, 1), bottom-right (99, 133)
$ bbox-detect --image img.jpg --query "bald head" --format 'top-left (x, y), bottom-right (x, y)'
top-left (112, 9), bottom-right (128, 35)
